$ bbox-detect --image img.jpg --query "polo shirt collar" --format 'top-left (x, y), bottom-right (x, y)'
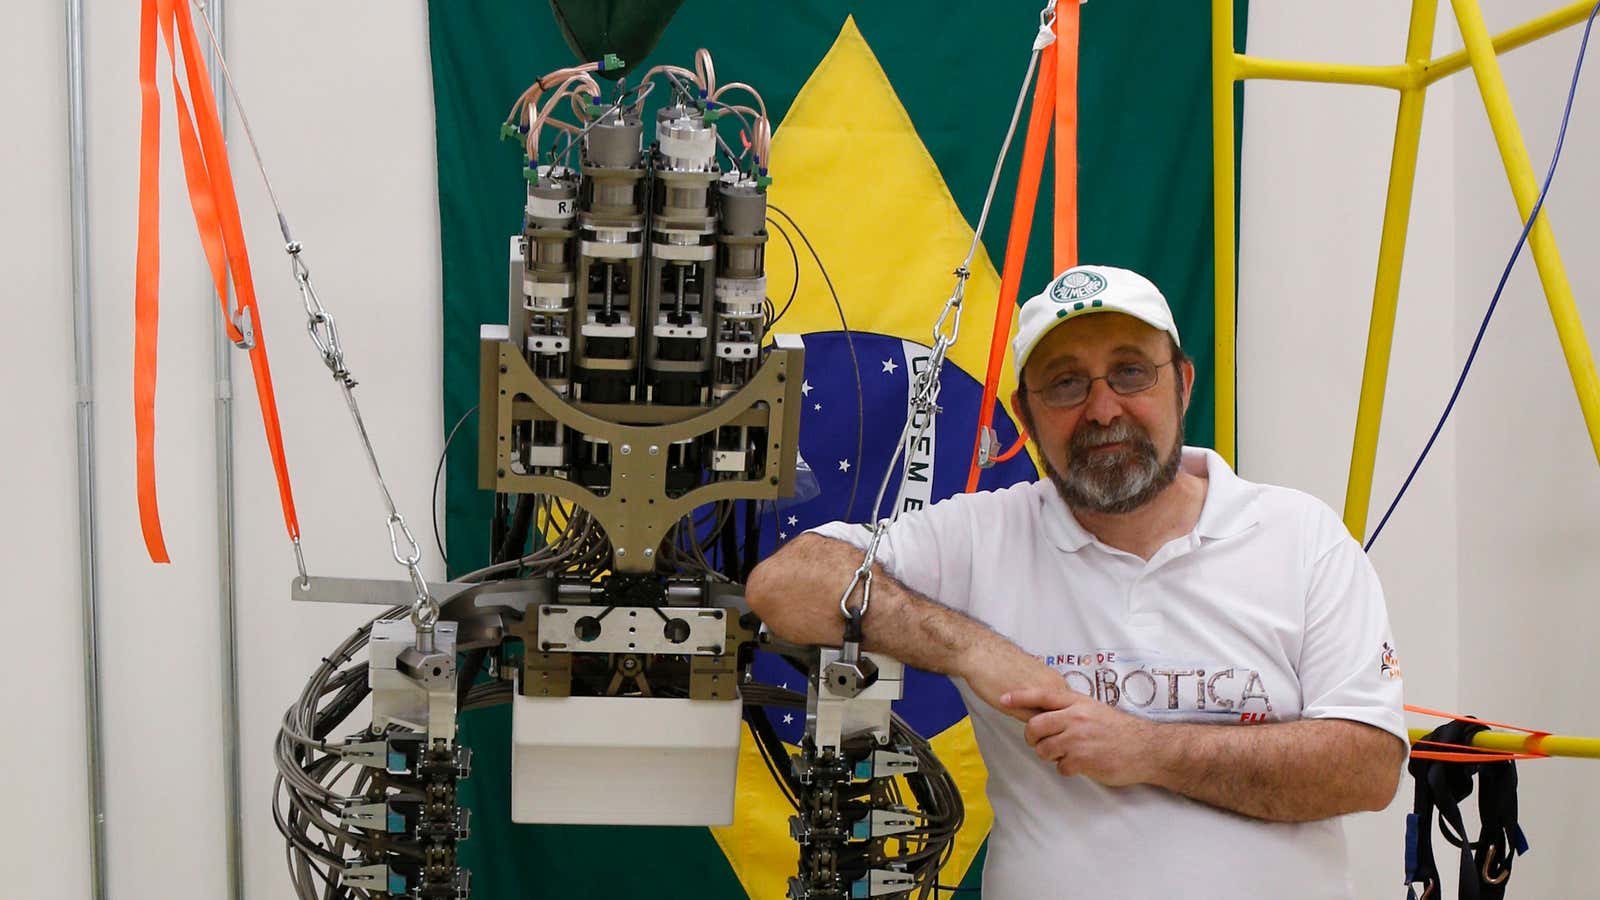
top-left (1037, 446), bottom-right (1260, 552)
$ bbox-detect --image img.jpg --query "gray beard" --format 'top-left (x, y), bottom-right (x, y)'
top-left (1045, 417), bottom-right (1183, 515)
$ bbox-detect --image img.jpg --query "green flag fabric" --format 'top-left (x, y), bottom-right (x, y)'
top-left (427, 2), bottom-right (1244, 895)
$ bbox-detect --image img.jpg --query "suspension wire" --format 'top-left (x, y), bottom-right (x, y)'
top-left (187, 0), bottom-right (439, 637)
top-left (835, 0), bottom-right (1057, 624)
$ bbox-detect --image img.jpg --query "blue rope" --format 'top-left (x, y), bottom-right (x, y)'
top-left (1365, 3), bottom-right (1600, 552)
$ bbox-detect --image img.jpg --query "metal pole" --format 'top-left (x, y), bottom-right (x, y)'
top-left (66, 0), bottom-right (109, 896)
top-left (1342, 0), bottom-right (1439, 542)
top-left (1211, 0), bottom-right (1237, 466)
top-left (1451, 0), bottom-right (1600, 469)
top-left (1410, 728), bottom-right (1600, 760)
top-left (201, 1), bottom-right (246, 897)
top-left (1423, 0), bottom-right (1595, 85)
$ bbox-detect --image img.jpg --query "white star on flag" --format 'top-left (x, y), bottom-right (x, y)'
top-left (779, 531), bottom-right (788, 540)
top-left (838, 459), bottom-right (851, 473)
top-left (813, 403), bottom-right (822, 411)
top-left (787, 516), bottom-right (798, 526)
top-left (800, 379), bottom-right (813, 396)
top-left (782, 713), bottom-right (794, 725)
top-left (881, 358), bottom-right (899, 374)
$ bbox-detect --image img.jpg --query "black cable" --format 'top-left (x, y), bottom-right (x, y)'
top-left (431, 405), bottom-right (478, 567)
top-left (456, 648), bottom-right (488, 708)
top-left (496, 493), bottom-right (537, 564)
top-left (719, 502), bottom-right (739, 580)
top-left (743, 705), bottom-right (802, 808)
top-left (768, 204), bottom-right (864, 521)
top-left (766, 214), bottom-right (802, 329)
top-left (740, 499), bottom-right (760, 581)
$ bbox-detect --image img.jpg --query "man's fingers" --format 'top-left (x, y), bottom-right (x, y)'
top-left (1023, 710), bottom-right (1056, 747)
top-left (1034, 732), bottom-right (1071, 763)
top-left (1001, 685), bottom-right (1079, 710)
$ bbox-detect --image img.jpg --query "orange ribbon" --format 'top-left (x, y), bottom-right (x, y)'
top-left (1407, 704), bottom-right (1551, 763)
top-left (136, 0), bottom-right (300, 562)
top-left (964, 12), bottom-right (1075, 492)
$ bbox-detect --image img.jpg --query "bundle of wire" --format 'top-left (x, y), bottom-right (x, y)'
top-left (275, 604), bottom-right (517, 900)
top-left (273, 607), bottom-right (398, 899)
top-left (503, 48), bottom-right (773, 179)
top-left (742, 682), bottom-right (967, 899)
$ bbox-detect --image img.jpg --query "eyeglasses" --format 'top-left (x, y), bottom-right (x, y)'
top-left (1023, 360), bottom-right (1177, 409)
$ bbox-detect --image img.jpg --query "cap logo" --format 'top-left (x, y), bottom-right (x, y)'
top-left (1049, 270), bottom-right (1108, 304)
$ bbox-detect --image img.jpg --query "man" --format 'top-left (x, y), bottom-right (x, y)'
top-left (745, 265), bottom-right (1408, 898)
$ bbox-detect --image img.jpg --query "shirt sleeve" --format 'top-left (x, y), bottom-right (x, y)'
top-left (1295, 513), bottom-right (1408, 746)
top-left (804, 493), bottom-right (979, 615)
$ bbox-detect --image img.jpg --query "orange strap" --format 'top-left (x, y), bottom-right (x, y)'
top-left (135, 0), bottom-right (167, 562)
top-left (964, 18), bottom-right (1061, 493)
top-left (1406, 704), bottom-right (1551, 763)
top-left (1053, 0), bottom-right (1080, 272)
top-left (135, 0), bottom-right (301, 564)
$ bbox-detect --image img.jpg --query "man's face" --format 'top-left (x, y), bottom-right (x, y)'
top-left (1010, 312), bottom-right (1194, 514)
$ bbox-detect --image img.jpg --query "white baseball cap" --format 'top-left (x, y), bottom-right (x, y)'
top-left (1011, 264), bottom-right (1181, 378)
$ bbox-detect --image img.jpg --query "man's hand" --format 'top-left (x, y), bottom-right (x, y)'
top-left (1004, 687), bottom-right (1158, 786)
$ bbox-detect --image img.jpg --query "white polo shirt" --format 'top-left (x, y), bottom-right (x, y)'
top-left (809, 447), bottom-right (1405, 899)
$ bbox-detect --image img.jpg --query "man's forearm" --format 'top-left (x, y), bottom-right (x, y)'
top-left (748, 534), bottom-right (988, 673)
top-left (746, 534), bottom-right (1064, 712)
top-left (1144, 718), bottom-right (1406, 822)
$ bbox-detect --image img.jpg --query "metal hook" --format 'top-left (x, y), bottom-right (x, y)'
top-left (1481, 845), bottom-right (1511, 886)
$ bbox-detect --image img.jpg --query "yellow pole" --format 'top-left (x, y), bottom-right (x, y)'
top-left (1452, 0), bottom-right (1600, 469)
top-left (1233, 55), bottom-right (1410, 89)
top-left (1410, 727), bottom-right (1600, 760)
top-left (1213, 0), bottom-right (1237, 467)
top-left (1423, 0), bottom-right (1595, 85)
top-left (1342, 0), bottom-right (1440, 541)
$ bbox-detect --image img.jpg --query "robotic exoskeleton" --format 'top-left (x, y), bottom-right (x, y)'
top-left (276, 52), bottom-right (964, 900)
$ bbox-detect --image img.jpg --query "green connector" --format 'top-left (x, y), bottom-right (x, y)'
top-left (524, 166), bottom-right (541, 183)
top-left (601, 53), bottom-right (626, 72)
top-left (756, 174), bottom-right (774, 188)
top-left (500, 122), bottom-right (521, 142)
top-left (702, 108), bottom-right (724, 123)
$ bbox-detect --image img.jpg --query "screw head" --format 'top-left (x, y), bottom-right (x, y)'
top-left (648, 445), bottom-right (659, 456)
top-left (620, 444), bottom-right (632, 455)
top-left (643, 548), bottom-right (654, 558)
top-left (616, 548), bottom-right (627, 557)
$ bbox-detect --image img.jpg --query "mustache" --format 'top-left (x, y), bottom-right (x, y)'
top-left (1067, 419), bottom-right (1158, 464)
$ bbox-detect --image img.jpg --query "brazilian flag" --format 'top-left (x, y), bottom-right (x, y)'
top-left (428, 2), bottom-right (1244, 895)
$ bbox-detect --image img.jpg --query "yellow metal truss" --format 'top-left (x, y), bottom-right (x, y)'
top-left (1212, 0), bottom-right (1600, 541)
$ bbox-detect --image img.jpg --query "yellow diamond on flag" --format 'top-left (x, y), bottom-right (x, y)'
top-left (710, 14), bottom-right (1008, 898)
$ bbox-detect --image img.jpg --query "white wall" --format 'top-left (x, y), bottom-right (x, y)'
top-left (4, 1), bottom-right (441, 898)
top-left (1452, 2), bottom-right (1600, 897)
top-left (9, 1), bottom-right (1596, 897)
top-left (3, 2), bottom-right (92, 897)
top-left (1243, 2), bottom-right (1600, 898)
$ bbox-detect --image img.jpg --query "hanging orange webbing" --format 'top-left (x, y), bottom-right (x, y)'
top-left (136, 0), bottom-right (300, 562)
top-left (964, 7), bottom-right (1078, 492)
